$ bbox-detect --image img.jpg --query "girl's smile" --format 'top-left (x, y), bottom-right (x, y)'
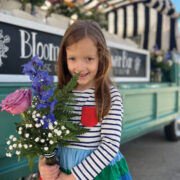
top-left (79, 73), bottom-right (89, 78)
top-left (66, 37), bottom-right (99, 90)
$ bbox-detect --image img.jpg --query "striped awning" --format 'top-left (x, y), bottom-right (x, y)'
top-left (82, 0), bottom-right (179, 18)
top-left (81, 0), bottom-right (180, 51)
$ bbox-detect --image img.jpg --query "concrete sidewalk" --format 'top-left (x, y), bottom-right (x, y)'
top-left (121, 128), bottom-right (180, 180)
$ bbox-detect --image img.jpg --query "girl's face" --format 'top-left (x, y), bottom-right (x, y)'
top-left (66, 37), bottom-right (99, 90)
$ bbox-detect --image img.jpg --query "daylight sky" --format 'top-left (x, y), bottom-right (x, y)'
top-left (171, 0), bottom-right (180, 13)
top-left (171, 0), bottom-right (180, 33)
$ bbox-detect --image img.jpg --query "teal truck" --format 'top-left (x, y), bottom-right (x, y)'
top-left (0, 13), bottom-right (180, 180)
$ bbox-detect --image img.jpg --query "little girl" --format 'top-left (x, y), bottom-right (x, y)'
top-left (39, 20), bottom-right (133, 180)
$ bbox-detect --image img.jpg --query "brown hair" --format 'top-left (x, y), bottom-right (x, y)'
top-left (57, 20), bottom-right (113, 121)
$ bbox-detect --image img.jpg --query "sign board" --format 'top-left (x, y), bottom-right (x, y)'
top-left (0, 13), bottom-right (150, 82)
top-left (108, 41), bottom-right (150, 82)
top-left (0, 13), bottom-right (64, 82)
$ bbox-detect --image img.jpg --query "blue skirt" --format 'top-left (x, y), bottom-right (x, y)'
top-left (56, 146), bottom-right (133, 180)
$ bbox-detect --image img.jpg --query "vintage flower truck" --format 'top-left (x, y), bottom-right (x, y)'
top-left (0, 13), bottom-right (180, 180)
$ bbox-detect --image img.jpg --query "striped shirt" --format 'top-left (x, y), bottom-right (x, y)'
top-left (69, 86), bottom-right (123, 180)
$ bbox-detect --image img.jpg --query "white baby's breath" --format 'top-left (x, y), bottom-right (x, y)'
top-left (66, 130), bottom-right (70, 135)
top-left (9, 135), bottom-right (14, 139)
top-left (36, 113), bottom-right (41, 117)
top-left (19, 127), bottom-right (23, 131)
top-left (9, 145), bottom-right (13, 150)
top-left (32, 114), bottom-right (36, 119)
top-left (33, 110), bottom-right (37, 114)
top-left (6, 153), bottom-right (12, 157)
top-left (7, 140), bottom-right (11, 145)
top-left (41, 139), bottom-right (45, 143)
top-left (54, 129), bottom-right (58, 133)
top-left (18, 131), bottom-right (22, 135)
top-left (13, 137), bottom-right (17, 141)
top-left (57, 130), bottom-right (62, 136)
top-left (16, 151), bottom-right (21, 155)
top-left (35, 123), bottom-right (41, 128)
top-left (18, 143), bottom-right (22, 148)
top-left (29, 144), bottom-right (33, 148)
top-left (48, 133), bottom-right (52, 138)
top-left (24, 144), bottom-right (28, 149)
top-left (25, 133), bottom-right (30, 138)
top-left (49, 140), bottom-right (54, 145)
top-left (35, 137), bottom-right (40, 142)
top-left (61, 126), bottom-right (66, 130)
top-left (13, 144), bottom-right (17, 148)
top-left (44, 147), bottom-right (48, 151)
top-left (49, 124), bottom-right (54, 130)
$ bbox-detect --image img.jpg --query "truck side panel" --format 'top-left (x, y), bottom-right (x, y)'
top-left (120, 86), bottom-right (179, 143)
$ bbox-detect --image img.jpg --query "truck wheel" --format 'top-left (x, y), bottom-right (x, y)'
top-left (164, 117), bottom-right (180, 141)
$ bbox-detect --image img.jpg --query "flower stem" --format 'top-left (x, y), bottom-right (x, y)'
top-left (45, 156), bottom-right (57, 165)
top-left (21, 113), bottom-right (25, 119)
top-left (44, 149), bottom-right (57, 165)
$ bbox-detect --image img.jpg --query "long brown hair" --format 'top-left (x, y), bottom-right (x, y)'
top-left (57, 20), bottom-right (113, 121)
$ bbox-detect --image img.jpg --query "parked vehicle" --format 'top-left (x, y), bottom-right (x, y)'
top-left (0, 13), bottom-right (180, 180)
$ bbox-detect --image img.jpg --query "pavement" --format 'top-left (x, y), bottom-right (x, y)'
top-left (120, 128), bottom-right (180, 180)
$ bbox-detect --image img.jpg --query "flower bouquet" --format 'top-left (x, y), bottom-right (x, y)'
top-left (150, 45), bottom-right (173, 82)
top-left (0, 56), bottom-right (88, 170)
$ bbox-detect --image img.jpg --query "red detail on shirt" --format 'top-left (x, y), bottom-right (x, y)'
top-left (39, 177), bottom-right (42, 180)
top-left (81, 106), bottom-right (98, 127)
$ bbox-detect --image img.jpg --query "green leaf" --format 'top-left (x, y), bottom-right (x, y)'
top-left (27, 155), bottom-right (35, 171)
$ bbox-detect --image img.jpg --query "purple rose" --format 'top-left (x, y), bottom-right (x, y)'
top-left (0, 89), bottom-right (31, 115)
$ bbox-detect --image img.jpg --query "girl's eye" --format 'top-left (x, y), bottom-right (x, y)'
top-left (87, 57), bottom-right (93, 61)
top-left (68, 57), bottom-right (75, 61)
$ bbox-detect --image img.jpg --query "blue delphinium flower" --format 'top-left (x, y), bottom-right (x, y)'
top-left (165, 52), bottom-right (171, 61)
top-left (31, 55), bottom-right (43, 66)
top-left (43, 113), bottom-right (56, 129)
top-left (22, 61), bottom-right (36, 77)
top-left (37, 102), bottom-right (50, 110)
top-left (154, 44), bottom-right (159, 51)
top-left (50, 100), bottom-right (58, 113)
top-left (43, 74), bottom-right (54, 86)
top-left (22, 56), bottom-right (58, 129)
top-left (34, 71), bottom-right (48, 82)
top-left (40, 89), bottom-right (54, 102)
top-left (31, 82), bottom-right (42, 97)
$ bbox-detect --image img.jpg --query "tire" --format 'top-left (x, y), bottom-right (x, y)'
top-left (164, 117), bottom-right (180, 141)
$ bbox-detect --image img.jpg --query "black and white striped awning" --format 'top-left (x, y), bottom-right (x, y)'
top-left (83, 0), bottom-right (179, 18)
top-left (81, 0), bottom-right (180, 51)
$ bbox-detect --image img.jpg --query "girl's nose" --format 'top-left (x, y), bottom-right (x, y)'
top-left (75, 60), bottom-right (85, 71)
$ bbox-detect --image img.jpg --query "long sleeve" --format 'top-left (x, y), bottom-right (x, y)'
top-left (71, 88), bottom-right (123, 180)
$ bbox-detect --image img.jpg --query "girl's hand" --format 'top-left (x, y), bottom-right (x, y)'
top-left (39, 156), bottom-right (60, 180)
top-left (56, 171), bottom-right (76, 180)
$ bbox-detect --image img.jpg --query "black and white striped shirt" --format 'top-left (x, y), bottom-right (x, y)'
top-left (69, 86), bottom-right (123, 180)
